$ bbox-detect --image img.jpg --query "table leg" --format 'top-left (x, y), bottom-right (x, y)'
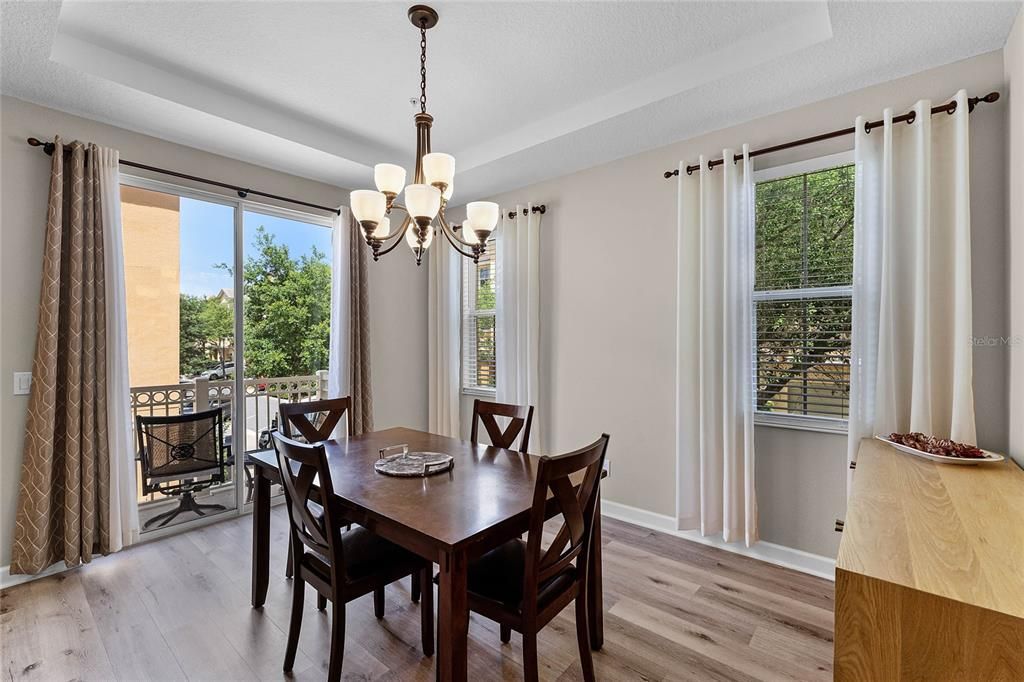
top-left (437, 549), bottom-right (469, 681)
top-left (587, 491), bottom-right (604, 650)
top-left (251, 465), bottom-right (271, 608)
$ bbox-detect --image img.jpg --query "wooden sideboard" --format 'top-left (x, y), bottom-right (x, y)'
top-left (835, 438), bottom-right (1024, 681)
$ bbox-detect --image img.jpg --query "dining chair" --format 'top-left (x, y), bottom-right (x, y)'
top-left (279, 396), bottom-right (352, 442)
top-left (279, 396), bottom-right (424, 606)
top-left (278, 397), bottom-right (353, 582)
top-left (272, 432), bottom-right (434, 682)
top-left (470, 398), bottom-right (535, 452)
top-left (460, 433), bottom-right (609, 682)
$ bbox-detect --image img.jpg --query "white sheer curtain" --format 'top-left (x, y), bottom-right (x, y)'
top-left (676, 146), bottom-right (758, 547)
top-left (496, 204), bottom-right (542, 452)
top-left (428, 236), bottom-right (461, 437)
top-left (328, 207), bottom-right (352, 437)
top-left (847, 90), bottom-right (976, 482)
top-left (100, 147), bottom-right (139, 551)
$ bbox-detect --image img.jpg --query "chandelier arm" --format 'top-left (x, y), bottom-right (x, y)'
top-left (437, 218), bottom-right (480, 259)
top-left (375, 205), bottom-right (413, 242)
top-left (374, 215), bottom-right (415, 258)
top-left (438, 209), bottom-right (482, 249)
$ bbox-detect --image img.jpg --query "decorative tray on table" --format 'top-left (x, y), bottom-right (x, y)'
top-left (875, 433), bottom-right (1004, 465)
top-left (374, 444), bottom-right (454, 477)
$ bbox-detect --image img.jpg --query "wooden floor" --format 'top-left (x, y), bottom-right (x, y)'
top-left (1, 509), bottom-right (834, 681)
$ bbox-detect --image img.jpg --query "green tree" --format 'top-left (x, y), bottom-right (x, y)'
top-left (471, 256), bottom-right (496, 386)
top-left (200, 296), bottom-right (233, 373)
top-left (179, 294), bottom-right (209, 376)
top-left (241, 226), bottom-right (331, 378)
top-left (476, 263), bottom-right (496, 310)
top-left (179, 294), bottom-right (234, 376)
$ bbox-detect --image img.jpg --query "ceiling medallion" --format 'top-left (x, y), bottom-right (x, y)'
top-left (350, 5), bottom-right (498, 266)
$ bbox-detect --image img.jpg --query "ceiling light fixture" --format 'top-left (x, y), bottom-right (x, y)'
top-left (350, 5), bottom-right (497, 266)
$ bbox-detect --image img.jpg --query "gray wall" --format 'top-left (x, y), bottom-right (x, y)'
top-left (368, 249), bottom-right (429, 431)
top-left (0, 95), bottom-right (426, 567)
top-left (1006, 9), bottom-right (1024, 469)
top-left (453, 51), bottom-right (1009, 559)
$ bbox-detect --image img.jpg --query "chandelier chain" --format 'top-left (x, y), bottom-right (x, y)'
top-left (419, 23), bottom-right (427, 113)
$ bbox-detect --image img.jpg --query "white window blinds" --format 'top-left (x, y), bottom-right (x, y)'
top-left (461, 239), bottom-right (497, 392)
top-left (753, 159), bottom-right (854, 425)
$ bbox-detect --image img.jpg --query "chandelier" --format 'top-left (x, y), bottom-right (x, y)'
top-left (349, 5), bottom-right (498, 266)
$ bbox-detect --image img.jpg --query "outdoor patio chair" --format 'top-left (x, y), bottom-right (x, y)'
top-left (136, 408), bottom-right (230, 529)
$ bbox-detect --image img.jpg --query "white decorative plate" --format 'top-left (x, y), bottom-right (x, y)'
top-left (874, 436), bottom-right (1004, 465)
top-left (374, 451), bottom-right (454, 477)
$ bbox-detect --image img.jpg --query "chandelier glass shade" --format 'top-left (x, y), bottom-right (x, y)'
top-left (350, 5), bottom-right (498, 265)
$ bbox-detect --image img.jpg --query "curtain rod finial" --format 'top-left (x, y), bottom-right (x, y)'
top-left (27, 137), bottom-right (56, 155)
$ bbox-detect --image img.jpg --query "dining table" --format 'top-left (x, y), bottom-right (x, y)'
top-left (247, 426), bottom-right (606, 682)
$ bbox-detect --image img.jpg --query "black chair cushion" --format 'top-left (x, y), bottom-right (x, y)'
top-left (304, 526), bottom-right (421, 583)
top-left (462, 538), bottom-right (576, 609)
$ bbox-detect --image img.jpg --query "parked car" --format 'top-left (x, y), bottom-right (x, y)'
top-left (201, 362), bottom-right (235, 380)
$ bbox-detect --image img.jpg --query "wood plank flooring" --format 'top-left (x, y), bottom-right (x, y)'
top-left (1, 510), bottom-right (834, 681)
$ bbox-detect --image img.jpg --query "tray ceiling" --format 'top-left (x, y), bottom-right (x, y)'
top-left (2, 1), bottom-right (1019, 202)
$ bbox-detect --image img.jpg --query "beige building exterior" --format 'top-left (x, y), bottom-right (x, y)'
top-left (120, 185), bottom-right (181, 387)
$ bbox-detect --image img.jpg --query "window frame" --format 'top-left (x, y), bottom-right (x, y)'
top-left (751, 150), bottom-right (854, 435)
top-left (461, 235), bottom-right (498, 397)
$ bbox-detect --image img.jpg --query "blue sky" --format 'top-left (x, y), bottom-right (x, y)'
top-left (179, 198), bottom-right (333, 296)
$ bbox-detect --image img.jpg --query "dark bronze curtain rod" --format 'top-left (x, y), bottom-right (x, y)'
top-left (26, 137), bottom-right (342, 215)
top-left (506, 205), bottom-right (546, 219)
top-left (662, 91), bottom-right (1000, 179)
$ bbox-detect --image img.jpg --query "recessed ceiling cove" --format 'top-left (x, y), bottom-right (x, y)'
top-left (1, 1), bottom-right (1018, 201)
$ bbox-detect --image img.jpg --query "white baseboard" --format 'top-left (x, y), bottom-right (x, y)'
top-left (1, 559), bottom-right (84, 590)
top-left (600, 499), bottom-right (836, 581)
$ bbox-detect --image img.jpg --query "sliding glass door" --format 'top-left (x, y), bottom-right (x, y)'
top-left (121, 183), bottom-right (239, 532)
top-left (120, 178), bottom-right (335, 533)
top-left (238, 208), bottom-right (334, 501)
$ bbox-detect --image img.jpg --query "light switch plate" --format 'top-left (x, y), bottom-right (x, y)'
top-left (13, 372), bottom-right (31, 396)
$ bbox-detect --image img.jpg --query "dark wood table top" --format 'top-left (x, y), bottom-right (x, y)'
top-left (249, 427), bottom-right (546, 555)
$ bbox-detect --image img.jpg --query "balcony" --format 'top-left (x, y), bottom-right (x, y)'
top-left (130, 371), bottom-right (328, 529)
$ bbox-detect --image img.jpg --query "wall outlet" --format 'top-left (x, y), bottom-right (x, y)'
top-left (13, 372), bottom-right (31, 396)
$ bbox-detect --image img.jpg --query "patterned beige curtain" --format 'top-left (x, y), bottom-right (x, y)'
top-left (12, 138), bottom-right (116, 573)
top-left (349, 213), bottom-right (374, 434)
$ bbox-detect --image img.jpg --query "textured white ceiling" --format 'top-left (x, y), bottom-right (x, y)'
top-left (1, 1), bottom-right (1020, 202)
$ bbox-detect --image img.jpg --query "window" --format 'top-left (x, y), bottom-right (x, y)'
top-left (462, 239), bottom-right (497, 394)
top-left (753, 152), bottom-right (854, 432)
